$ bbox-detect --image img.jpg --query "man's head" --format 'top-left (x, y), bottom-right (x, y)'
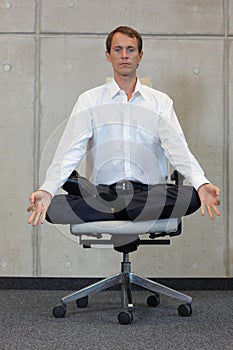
top-left (106, 26), bottom-right (143, 54)
top-left (105, 26), bottom-right (143, 80)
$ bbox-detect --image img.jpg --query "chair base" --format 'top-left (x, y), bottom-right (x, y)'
top-left (53, 252), bottom-right (192, 323)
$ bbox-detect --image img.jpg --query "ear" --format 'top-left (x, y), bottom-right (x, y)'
top-left (139, 51), bottom-right (143, 62)
top-left (105, 51), bottom-right (111, 63)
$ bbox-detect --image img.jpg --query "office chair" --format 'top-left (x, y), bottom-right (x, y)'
top-left (52, 171), bottom-right (193, 324)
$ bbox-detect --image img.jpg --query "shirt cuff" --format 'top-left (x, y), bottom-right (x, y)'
top-left (191, 175), bottom-right (210, 191)
top-left (39, 181), bottom-right (59, 198)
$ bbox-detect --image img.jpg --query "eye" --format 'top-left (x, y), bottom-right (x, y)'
top-left (127, 47), bottom-right (136, 54)
top-left (113, 47), bottom-right (121, 53)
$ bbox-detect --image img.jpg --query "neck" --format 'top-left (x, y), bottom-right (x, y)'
top-left (114, 74), bottom-right (137, 100)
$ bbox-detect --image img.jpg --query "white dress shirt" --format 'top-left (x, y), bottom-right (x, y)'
top-left (40, 78), bottom-right (209, 197)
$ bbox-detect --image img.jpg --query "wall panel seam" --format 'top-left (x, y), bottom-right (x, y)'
top-left (223, 0), bottom-right (230, 276)
top-left (32, 0), bottom-right (42, 277)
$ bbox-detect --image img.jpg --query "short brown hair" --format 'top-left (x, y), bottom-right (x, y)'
top-left (106, 26), bottom-right (143, 54)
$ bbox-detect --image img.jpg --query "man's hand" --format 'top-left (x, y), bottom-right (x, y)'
top-left (27, 190), bottom-right (52, 227)
top-left (197, 183), bottom-right (221, 219)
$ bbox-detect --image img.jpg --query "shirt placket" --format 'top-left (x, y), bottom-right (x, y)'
top-left (123, 100), bottom-right (132, 179)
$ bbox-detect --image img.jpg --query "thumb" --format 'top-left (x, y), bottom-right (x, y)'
top-left (29, 192), bottom-right (36, 204)
top-left (215, 187), bottom-right (220, 196)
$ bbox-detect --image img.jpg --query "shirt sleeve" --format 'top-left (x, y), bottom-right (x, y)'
top-left (158, 94), bottom-right (209, 190)
top-left (39, 95), bottom-right (93, 197)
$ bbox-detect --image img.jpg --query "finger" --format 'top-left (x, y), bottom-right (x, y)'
top-left (212, 205), bottom-right (221, 216)
top-left (27, 211), bottom-right (36, 224)
top-left (27, 204), bottom-right (34, 212)
top-left (29, 193), bottom-right (36, 204)
top-left (215, 190), bottom-right (221, 202)
top-left (215, 187), bottom-right (220, 196)
top-left (32, 212), bottom-right (41, 227)
top-left (207, 206), bottom-right (215, 220)
top-left (207, 207), bottom-right (214, 220)
top-left (200, 203), bottom-right (205, 216)
top-left (41, 210), bottom-right (46, 224)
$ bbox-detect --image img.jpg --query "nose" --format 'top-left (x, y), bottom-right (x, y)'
top-left (121, 48), bottom-right (129, 58)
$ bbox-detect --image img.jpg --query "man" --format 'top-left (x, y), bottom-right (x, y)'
top-left (27, 26), bottom-right (220, 227)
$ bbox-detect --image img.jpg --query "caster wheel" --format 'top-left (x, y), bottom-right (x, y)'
top-left (118, 311), bottom-right (133, 325)
top-left (178, 303), bottom-right (192, 317)
top-left (53, 305), bottom-right (66, 318)
top-left (76, 296), bottom-right (88, 308)
top-left (147, 294), bottom-right (160, 307)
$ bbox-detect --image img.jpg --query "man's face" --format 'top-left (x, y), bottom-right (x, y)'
top-left (106, 32), bottom-right (143, 78)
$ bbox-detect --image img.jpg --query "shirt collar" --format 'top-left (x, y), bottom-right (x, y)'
top-left (108, 78), bottom-right (146, 100)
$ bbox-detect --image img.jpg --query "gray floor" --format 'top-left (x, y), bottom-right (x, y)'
top-left (0, 289), bottom-right (233, 350)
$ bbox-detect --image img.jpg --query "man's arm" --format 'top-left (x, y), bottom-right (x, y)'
top-left (39, 100), bottom-right (93, 198)
top-left (27, 94), bottom-right (93, 226)
top-left (158, 94), bottom-right (221, 219)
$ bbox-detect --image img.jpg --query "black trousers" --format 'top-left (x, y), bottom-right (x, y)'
top-left (46, 183), bottom-right (201, 225)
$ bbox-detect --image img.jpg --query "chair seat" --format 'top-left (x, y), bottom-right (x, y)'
top-left (71, 218), bottom-right (178, 235)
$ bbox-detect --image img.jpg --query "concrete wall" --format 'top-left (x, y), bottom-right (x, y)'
top-left (0, 0), bottom-right (231, 278)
